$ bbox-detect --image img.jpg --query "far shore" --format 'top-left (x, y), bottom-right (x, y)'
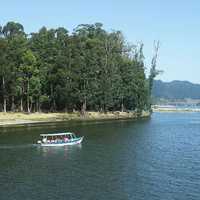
top-left (0, 111), bottom-right (150, 127)
top-left (152, 107), bottom-right (200, 113)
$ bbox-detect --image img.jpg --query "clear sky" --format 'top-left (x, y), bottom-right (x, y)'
top-left (1, 0), bottom-right (200, 83)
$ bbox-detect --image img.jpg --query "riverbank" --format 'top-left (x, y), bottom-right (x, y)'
top-left (0, 111), bottom-right (150, 127)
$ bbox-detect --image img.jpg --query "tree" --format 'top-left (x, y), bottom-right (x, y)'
top-left (148, 41), bottom-right (162, 109)
top-left (19, 50), bottom-right (37, 113)
top-left (1, 22), bottom-right (27, 112)
top-left (0, 36), bottom-right (8, 112)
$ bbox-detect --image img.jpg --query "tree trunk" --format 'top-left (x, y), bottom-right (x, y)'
top-left (121, 97), bottom-right (124, 112)
top-left (27, 79), bottom-right (30, 113)
top-left (50, 84), bottom-right (55, 112)
top-left (30, 98), bottom-right (33, 113)
top-left (81, 97), bottom-right (87, 115)
top-left (36, 98), bottom-right (39, 112)
top-left (53, 99), bottom-right (56, 112)
top-left (11, 95), bottom-right (15, 111)
top-left (38, 98), bottom-right (41, 112)
top-left (2, 76), bottom-right (6, 112)
top-left (3, 98), bottom-right (6, 113)
top-left (20, 97), bottom-right (23, 112)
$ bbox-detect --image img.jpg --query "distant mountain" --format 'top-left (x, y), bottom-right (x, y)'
top-left (152, 80), bottom-right (200, 99)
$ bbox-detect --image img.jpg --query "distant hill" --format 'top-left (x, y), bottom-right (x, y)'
top-left (152, 80), bottom-right (200, 100)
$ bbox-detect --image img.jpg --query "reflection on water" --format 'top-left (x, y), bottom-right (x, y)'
top-left (37, 144), bottom-right (82, 157)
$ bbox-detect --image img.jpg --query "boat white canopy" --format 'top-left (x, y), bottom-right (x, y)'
top-left (40, 132), bottom-right (74, 137)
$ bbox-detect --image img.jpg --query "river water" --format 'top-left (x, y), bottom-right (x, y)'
top-left (0, 112), bottom-right (200, 200)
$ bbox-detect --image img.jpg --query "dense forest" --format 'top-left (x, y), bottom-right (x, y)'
top-left (0, 22), bottom-right (159, 114)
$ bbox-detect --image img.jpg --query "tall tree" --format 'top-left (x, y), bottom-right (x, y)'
top-left (19, 50), bottom-right (37, 113)
top-left (148, 41), bottom-right (162, 109)
top-left (1, 22), bottom-right (26, 111)
top-left (0, 35), bottom-right (8, 112)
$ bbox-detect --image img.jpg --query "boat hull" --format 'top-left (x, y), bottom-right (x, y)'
top-left (39, 137), bottom-right (84, 147)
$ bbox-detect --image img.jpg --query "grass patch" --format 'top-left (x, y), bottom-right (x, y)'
top-left (0, 111), bottom-right (150, 126)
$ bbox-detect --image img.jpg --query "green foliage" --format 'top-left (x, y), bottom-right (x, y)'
top-left (0, 21), bottom-right (154, 113)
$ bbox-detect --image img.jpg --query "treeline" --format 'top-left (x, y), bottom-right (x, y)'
top-left (153, 80), bottom-right (200, 100)
top-left (0, 22), bottom-right (158, 114)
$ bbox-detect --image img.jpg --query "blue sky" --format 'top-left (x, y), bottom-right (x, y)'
top-left (1, 0), bottom-right (200, 83)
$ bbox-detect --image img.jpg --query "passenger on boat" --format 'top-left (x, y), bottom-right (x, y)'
top-left (64, 137), bottom-right (69, 142)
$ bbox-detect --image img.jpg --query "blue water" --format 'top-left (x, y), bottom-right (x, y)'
top-left (0, 113), bottom-right (200, 200)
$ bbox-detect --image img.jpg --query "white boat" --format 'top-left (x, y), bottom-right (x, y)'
top-left (37, 132), bottom-right (84, 147)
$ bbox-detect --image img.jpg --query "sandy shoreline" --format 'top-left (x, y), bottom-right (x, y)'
top-left (0, 111), bottom-right (150, 127)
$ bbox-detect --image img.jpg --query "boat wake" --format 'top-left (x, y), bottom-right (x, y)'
top-left (0, 144), bottom-right (38, 149)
